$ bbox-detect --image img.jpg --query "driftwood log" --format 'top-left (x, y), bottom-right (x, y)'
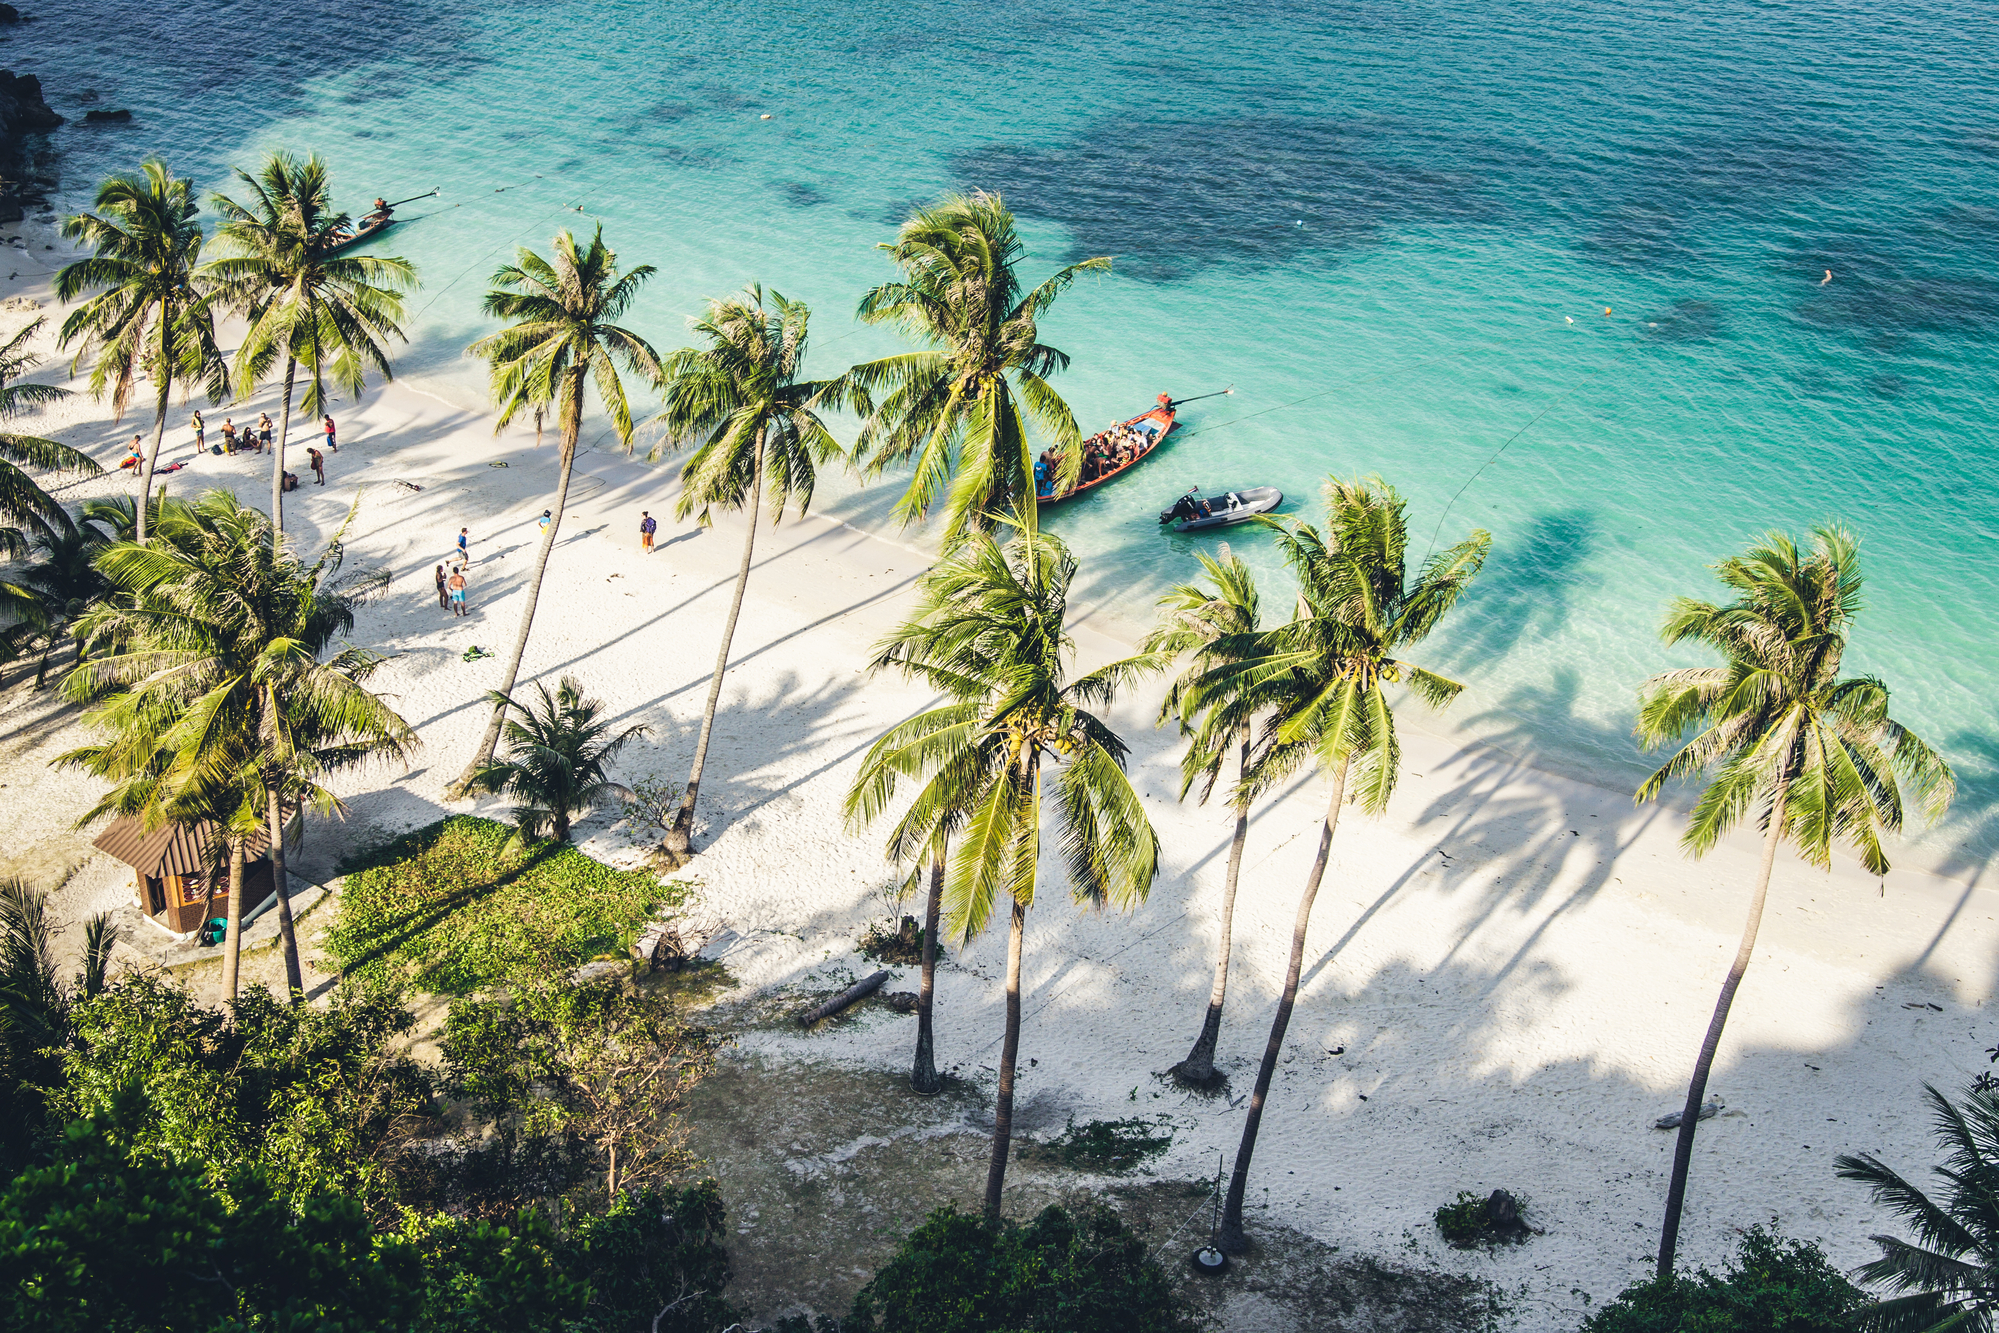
top-left (798, 969), bottom-right (891, 1027)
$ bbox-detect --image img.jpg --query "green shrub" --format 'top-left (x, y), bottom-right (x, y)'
top-left (1436, 1191), bottom-right (1488, 1246)
top-left (1580, 1226), bottom-right (1869, 1333)
top-left (326, 815), bottom-right (681, 993)
top-left (846, 1202), bottom-right (1190, 1333)
top-left (56, 976), bottom-right (434, 1212)
top-left (1042, 1117), bottom-right (1174, 1173)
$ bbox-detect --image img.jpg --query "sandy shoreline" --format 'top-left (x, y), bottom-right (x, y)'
top-left (3, 220), bottom-right (1995, 1328)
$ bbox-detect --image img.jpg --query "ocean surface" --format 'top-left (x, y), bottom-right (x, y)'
top-left (13, 0), bottom-right (1999, 873)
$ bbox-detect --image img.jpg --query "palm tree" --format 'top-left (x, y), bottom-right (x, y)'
top-left (447, 227), bottom-right (659, 798)
top-left (1836, 1083), bottom-right (1999, 1332)
top-left (1636, 525), bottom-right (1952, 1278)
top-left (653, 285), bottom-right (843, 862)
top-left (870, 511), bottom-right (1161, 1219)
top-left (63, 490), bottom-right (416, 1000)
top-left (470, 675), bottom-right (645, 846)
top-left (845, 193), bottom-right (1109, 545)
top-left (203, 153), bottom-right (417, 546)
top-left (0, 501), bottom-right (119, 684)
top-left (1198, 478), bottom-right (1488, 1252)
top-left (56, 158), bottom-right (223, 543)
top-left (1142, 548), bottom-right (1264, 1089)
top-left (0, 319), bottom-right (101, 560)
top-left (0, 875), bottom-right (117, 1172)
top-left (845, 671), bottom-right (989, 1096)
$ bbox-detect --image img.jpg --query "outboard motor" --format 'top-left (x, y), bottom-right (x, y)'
top-left (1160, 489), bottom-right (1200, 524)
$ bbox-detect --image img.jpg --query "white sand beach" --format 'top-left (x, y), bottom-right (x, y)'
top-left (2, 226), bottom-right (1992, 1329)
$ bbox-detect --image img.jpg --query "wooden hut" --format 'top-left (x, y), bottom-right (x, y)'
top-left (92, 816), bottom-right (274, 935)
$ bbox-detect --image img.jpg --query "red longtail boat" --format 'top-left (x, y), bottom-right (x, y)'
top-left (1036, 392), bottom-right (1177, 506)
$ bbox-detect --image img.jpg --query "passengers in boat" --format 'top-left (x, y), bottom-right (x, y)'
top-left (1034, 455), bottom-right (1051, 497)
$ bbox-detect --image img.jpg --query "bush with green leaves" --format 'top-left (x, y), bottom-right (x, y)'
top-left (439, 968), bottom-right (711, 1207)
top-left (326, 815), bottom-right (679, 993)
top-left (0, 1095), bottom-right (436, 1332)
top-left (1580, 1225), bottom-right (1869, 1333)
top-left (1, 1094), bottom-right (738, 1332)
top-left (845, 1202), bottom-right (1190, 1333)
top-left (55, 975), bottom-right (433, 1213)
top-left (1040, 1117), bottom-right (1174, 1174)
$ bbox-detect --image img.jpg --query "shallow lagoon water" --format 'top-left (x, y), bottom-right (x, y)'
top-left (14, 0), bottom-right (1999, 868)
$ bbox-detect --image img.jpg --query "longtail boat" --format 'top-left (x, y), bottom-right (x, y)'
top-left (325, 213), bottom-right (396, 255)
top-left (1036, 393), bottom-right (1177, 505)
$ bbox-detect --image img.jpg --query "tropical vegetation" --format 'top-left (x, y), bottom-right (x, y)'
top-left (1580, 1225), bottom-right (1869, 1333)
top-left (844, 193), bottom-right (1108, 544)
top-left (449, 226), bottom-right (660, 797)
top-left (60, 489), bottom-right (416, 998)
top-left (203, 151), bottom-right (417, 545)
top-left (325, 815), bottom-right (681, 995)
top-left (1635, 525), bottom-right (1953, 1276)
top-left (654, 284), bottom-right (844, 860)
top-left (0, 319), bottom-right (100, 566)
top-left (1143, 546), bottom-right (1263, 1088)
top-left (1183, 478), bottom-right (1489, 1251)
top-left (55, 157), bottom-right (221, 542)
top-left (470, 674), bottom-right (645, 847)
top-left (1835, 1082), bottom-right (1999, 1332)
top-left (860, 511), bottom-right (1161, 1219)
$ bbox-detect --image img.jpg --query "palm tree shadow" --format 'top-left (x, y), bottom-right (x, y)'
top-left (1434, 509), bottom-right (1601, 669)
top-left (1299, 669), bottom-right (1659, 997)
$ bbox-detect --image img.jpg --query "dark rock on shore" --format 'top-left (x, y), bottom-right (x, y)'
top-left (0, 6), bottom-right (21, 24)
top-left (83, 108), bottom-right (132, 124)
top-left (0, 71), bottom-right (62, 131)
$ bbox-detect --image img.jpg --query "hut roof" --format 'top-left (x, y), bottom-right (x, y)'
top-left (92, 815), bottom-right (269, 878)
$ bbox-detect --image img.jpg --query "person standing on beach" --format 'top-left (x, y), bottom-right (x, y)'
top-left (456, 527), bottom-right (470, 564)
top-left (323, 413), bottom-right (337, 452)
top-left (191, 409), bottom-right (205, 454)
top-left (447, 566), bottom-right (468, 617)
top-left (308, 447), bottom-right (326, 485)
top-left (435, 563), bottom-right (449, 609)
top-left (255, 412), bottom-right (272, 453)
top-left (640, 510), bottom-right (657, 554)
top-left (221, 418), bottom-right (237, 455)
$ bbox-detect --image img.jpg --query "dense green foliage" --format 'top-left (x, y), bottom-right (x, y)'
top-left (326, 815), bottom-right (674, 993)
top-left (441, 969), bottom-right (709, 1201)
top-left (1580, 1227), bottom-right (1870, 1333)
top-left (0, 1095), bottom-right (737, 1333)
top-left (845, 1203), bottom-right (1189, 1333)
top-left (55, 976), bottom-right (432, 1213)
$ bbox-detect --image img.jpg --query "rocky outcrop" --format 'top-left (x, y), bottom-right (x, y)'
top-left (83, 108), bottom-right (131, 124)
top-left (0, 70), bottom-right (61, 132)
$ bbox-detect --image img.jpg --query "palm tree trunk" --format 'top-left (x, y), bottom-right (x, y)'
top-left (1174, 732), bottom-right (1252, 1089)
top-left (1218, 755), bottom-right (1349, 1253)
top-left (266, 783), bottom-right (302, 997)
top-left (983, 896), bottom-right (1028, 1222)
top-left (450, 371), bottom-right (586, 797)
top-left (220, 838), bottom-right (246, 1003)
top-left (912, 846), bottom-right (946, 1096)
top-left (1655, 795), bottom-right (1787, 1278)
top-left (136, 311), bottom-right (172, 545)
top-left (270, 357), bottom-right (297, 550)
top-left (663, 434), bottom-right (766, 860)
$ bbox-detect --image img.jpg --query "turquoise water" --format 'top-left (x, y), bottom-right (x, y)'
top-left (17, 0), bottom-right (1999, 870)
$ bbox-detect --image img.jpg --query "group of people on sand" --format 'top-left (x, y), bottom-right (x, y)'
top-left (161, 410), bottom-right (341, 490)
top-left (1033, 421), bottom-right (1151, 498)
